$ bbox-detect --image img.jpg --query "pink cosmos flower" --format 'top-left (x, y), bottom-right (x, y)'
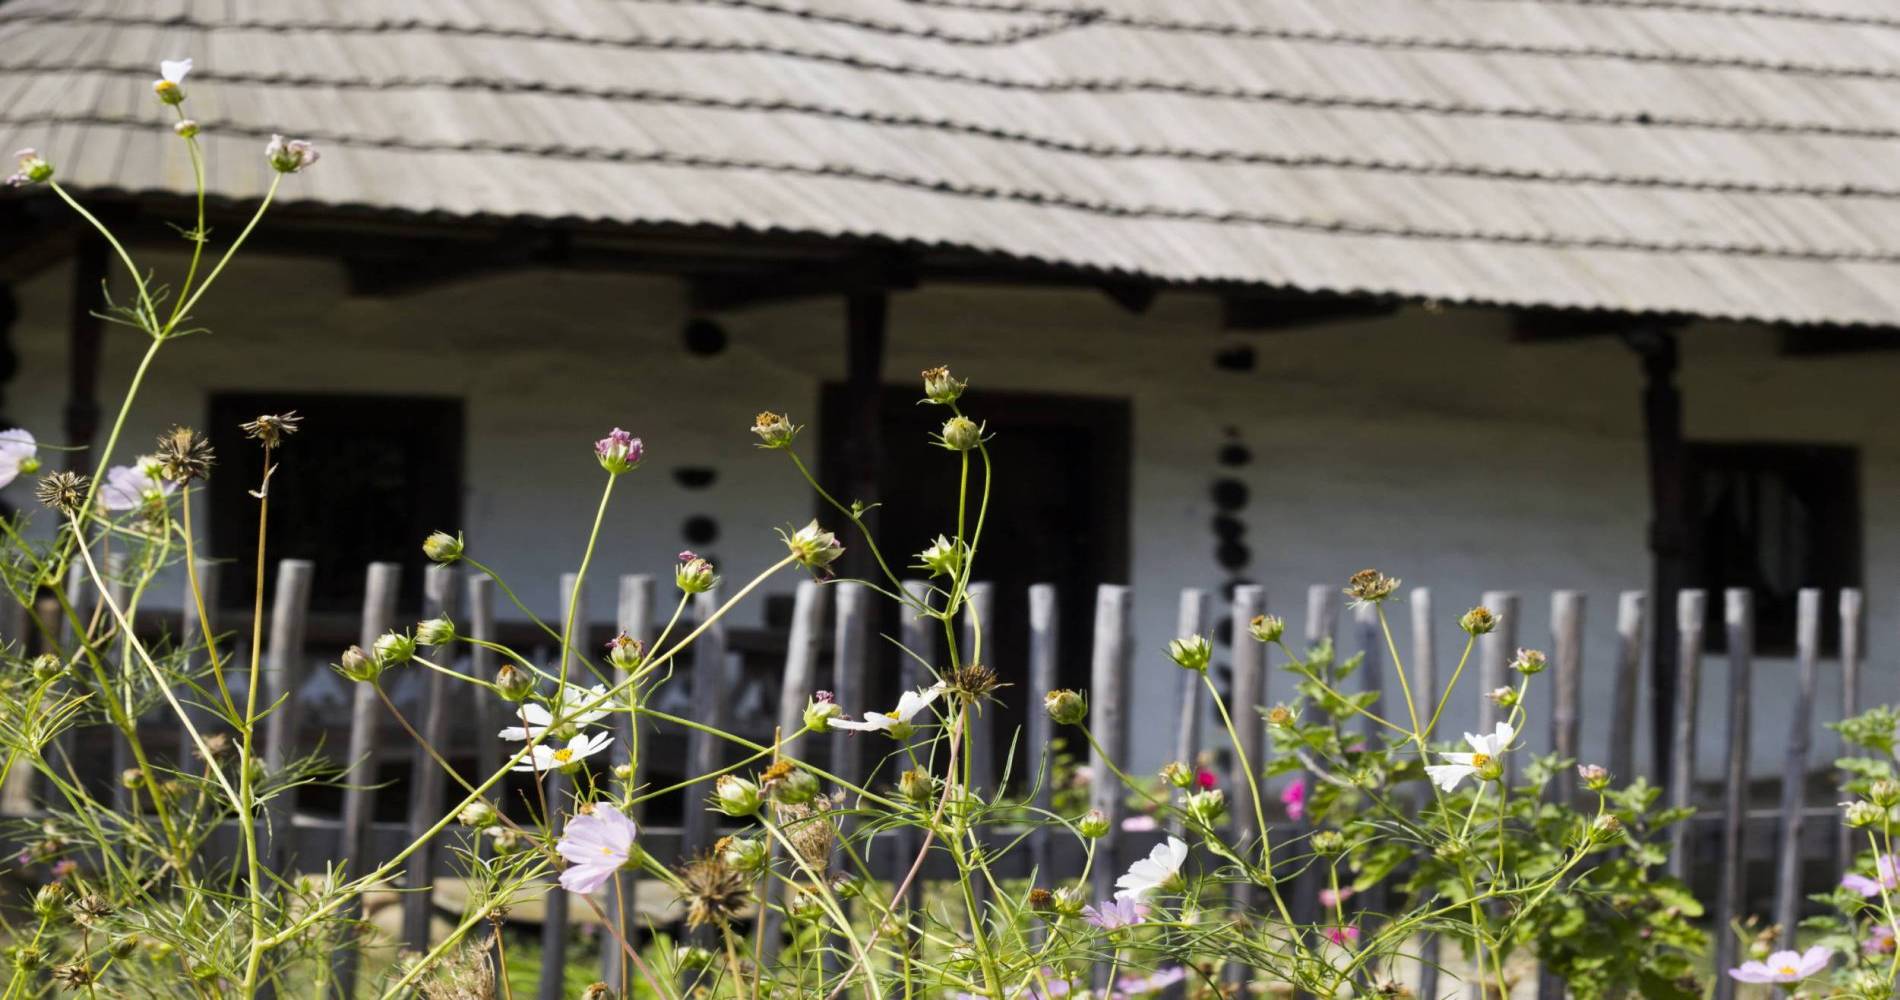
top-left (1194, 768), bottom-right (1217, 791)
top-left (1728, 945), bottom-right (1832, 984)
top-left (49, 859), bottom-right (76, 881)
top-left (594, 428), bottom-right (643, 473)
top-left (100, 456), bottom-right (177, 512)
top-left (1318, 886), bottom-right (1355, 908)
top-left (1281, 777), bottom-right (1307, 822)
top-left (556, 803), bottom-right (637, 894)
top-left (1115, 967), bottom-right (1187, 995)
top-left (1082, 897), bottom-right (1149, 930)
top-left (1865, 923), bottom-right (1895, 956)
top-left (1842, 854), bottom-right (1900, 897)
top-left (1327, 925), bottom-right (1360, 946)
top-left (1120, 814), bottom-right (1159, 832)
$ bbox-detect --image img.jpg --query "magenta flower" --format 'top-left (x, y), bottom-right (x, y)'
top-left (1281, 777), bottom-right (1307, 822)
top-left (1842, 854), bottom-right (1900, 897)
top-left (1327, 924), bottom-right (1360, 946)
top-left (1865, 923), bottom-right (1895, 956)
top-left (1728, 945), bottom-right (1832, 984)
top-left (594, 428), bottom-right (643, 474)
top-left (1081, 897), bottom-right (1148, 930)
top-left (1194, 768), bottom-right (1217, 791)
top-left (556, 803), bottom-right (638, 894)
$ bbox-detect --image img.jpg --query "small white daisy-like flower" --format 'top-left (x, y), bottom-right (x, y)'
top-left (512, 731), bottom-right (614, 772)
top-left (830, 683), bottom-right (945, 737)
top-left (1424, 722), bottom-right (1515, 792)
top-left (1113, 835), bottom-right (1188, 901)
top-left (0, 429), bottom-right (40, 488)
top-left (99, 455), bottom-right (177, 512)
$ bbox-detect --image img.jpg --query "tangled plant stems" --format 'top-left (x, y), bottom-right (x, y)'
top-left (0, 62), bottom-right (1718, 1000)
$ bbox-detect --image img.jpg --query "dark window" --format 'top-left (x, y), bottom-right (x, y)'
top-left (206, 393), bottom-right (463, 614)
top-left (1687, 442), bottom-right (1860, 655)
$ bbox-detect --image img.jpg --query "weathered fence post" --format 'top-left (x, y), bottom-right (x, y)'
top-left (333, 561), bottom-right (401, 998)
top-left (1173, 587), bottom-right (1213, 838)
top-left (539, 572), bottom-right (586, 1000)
top-left (1025, 582), bottom-right (1061, 947)
top-left (1774, 588), bottom-right (1822, 950)
top-left (1353, 601), bottom-right (1384, 742)
top-left (1224, 584), bottom-right (1264, 988)
top-left (1539, 591), bottom-right (1585, 1000)
top-left (1476, 592), bottom-right (1519, 787)
top-left (680, 584), bottom-right (728, 861)
top-left (1292, 584), bottom-right (1337, 933)
top-left (1086, 585), bottom-right (1131, 908)
top-left (1607, 591), bottom-right (1647, 787)
top-left (402, 563), bottom-right (458, 951)
top-left (1664, 590), bottom-right (1706, 881)
top-left (1412, 587), bottom-right (1442, 1000)
top-left (1712, 588), bottom-right (1753, 1000)
top-left (759, 579), bottom-right (827, 965)
top-left (601, 574), bottom-right (655, 990)
top-left (262, 559), bottom-right (314, 879)
top-left (1838, 588), bottom-right (1864, 868)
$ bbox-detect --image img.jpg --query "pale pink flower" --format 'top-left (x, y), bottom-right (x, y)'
top-left (1119, 814), bottom-right (1159, 833)
top-left (0, 429), bottom-right (39, 487)
top-left (99, 456), bottom-right (176, 512)
top-left (1842, 855), bottom-right (1900, 897)
top-left (556, 803), bottom-right (637, 894)
top-left (1728, 945), bottom-right (1831, 984)
top-left (1865, 923), bottom-right (1895, 956)
top-left (1081, 897), bottom-right (1148, 929)
top-left (1281, 777), bottom-right (1307, 822)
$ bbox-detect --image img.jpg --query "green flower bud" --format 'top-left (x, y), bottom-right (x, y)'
top-left (1161, 761), bottom-right (1194, 789)
top-left (675, 552), bottom-right (718, 595)
top-left (803, 694), bottom-right (843, 733)
top-left (1846, 801), bottom-right (1885, 828)
top-left (1043, 688), bottom-right (1087, 726)
top-left (173, 119), bottom-right (200, 138)
top-left (1248, 614), bottom-right (1285, 643)
top-left (751, 411), bottom-right (799, 449)
top-left (613, 763), bottom-right (634, 781)
top-left (1310, 830), bottom-right (1346, 856)
top-left (916, 535), bottom-right (962, 578)
top-left (1511, 648), bottom-right (1548, 675)
top-left (1590, 814), bottom-right (1623, 841)
top-left (415, 616), bottom-right (455, 647)
top-left (457, 801), bottom-right (500, 830)
top-left (120, 767), bottom-right (143, 790)
top-left (939, 416), bottom-right (982, 452)
top-left (494, 664), bottom-right (533, 702)
top-left (781, 520), bottom-right (845, 571)
top-left (422, 530), bottom-right (463, 564)
top-left (899, 768), bottom-right (936, 807)
top-left (1185, 789), bottom-right (1226, 827)
top-left (713, 775), bottom-right (762, 817)
top-left (1167, 634), bottom-right (1213, 672)
top-left (772, 768), bottom-right (820, 805)
top-left (1871, 779), bottom-right (1900, 809)
top-left (920, 366), bottom-right (967, 405)
top-left (487, 827), bottom-right (527, 856)
top-left (581, 984), bottom-right (617, 1000)
top-left (1265, 703), bottom-right (1297, 728)
top-left (606, 632), bottom-right (645, 672)
top-left (1487, 686), bottom-right (1519, 709)
top-left (12, 945), bottom-right (41, 971)
top-left (30, 653), bottom-right (61, 684)
top-left (1577, 764), bottom-right (1610, 792)
top-left (337, 645), bottom-right (380, 683)
top-left (787, 892), bottom-right (824, 924)
top-left (1076, 808), bottom-right (1110, 839)
top-left (1460, 606), bottom-right (1499, 636)
top-left (31, 883), bottom-right (64, 918)
top-left (373, 630), bottom-right (416, 667)
top-left (1052, 885), bottom-right (1087, 917)
top-left (722, 836), bottom-right (768, 872)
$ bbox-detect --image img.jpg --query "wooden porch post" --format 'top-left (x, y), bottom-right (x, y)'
top-left (840, 291), bottom-right (887, 579)
top-left (63, 233), bottom-right (108, 469)
top-left (1627, 326), bottom-right (1688, 788)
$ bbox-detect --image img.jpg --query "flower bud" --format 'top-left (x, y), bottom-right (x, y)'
top-left (1185, 789), bottom-right (1226, 827)
top-left (581, 983), bottom-right (617, 1000)
top-left (1486, 686), bottom-right (1518, 709)
top-left (606, 632), bottom-right (645, 672)
top-left (30, 653), bottom-right (61, 683)
top-left (1167, 635), bottom-right (1213, 672)
top-left (1311, 830), bottom-right (1346, 856)
top-left (3, 149), bottom-right (52, 189)
top-left (772, 768), bottom-right (820, 805)
top-left (11, 946), bottom-right (40, 971)
top-left (939, 416), bottom-right (982, 452)
top-left (898, 768), bottom-right (936, 806)
top-left (1344, 569), bottom-right (1400, 604)
top-left (675, 551), bottom-right (718, 594)
top-left (1076, 808), bottom-right (1110, 839)
top-left (787, 892), bottom-right (824, 924)
top-left (1043, 689), bottom-right (1087, 726)
top-left (920, 366), bottom-right (967, 405)
top-left (782, 520), bottom-right (844, 571)
top-left (1847, 801), bottom-right (1886, 828)
top-left (1590, 814), bottom-right (1623, 840)
top-left (120, 767), bottom-right (144, 791)
top-left (613, 763), bottom-right (634, 781)
top-left (1265, 703), bottom-right (1297, 728)
top-left (751, 411), bottom-right (798, 449)
top-left (1871, 780), bottom-right (1900, 809)
top-left (373, 630), bottom-right (416, 667)
top-left (947, 946), bottom-right (980, 972)
top-left (1460, 606), bottom-right (1498, 636)
top-left (458, 801), bottom-right (500, 829)
top-left (336, 645), bottom-right (380, 683)
top-left (713, 775), bottom-right (762, 817)
top-left (494, 664), bottom-right (534, 702)
top-left (173, 119), bottom-right (200, 138)
top-left (1052, 885), bottom-right (1087, 917)
top-left (32, 883), bottom-right (64, 918)
top-left (722, 836), bottom-right (768, 872)
top-left (265, 134), bottom-right (319, 173)
top-left (1511, 648), bottom-right (1548, 675)
top-left (1474, 756), bottom-right (1504, 782)
top-left (422, 531), bottom-right (464, 564)
top-left (415, 617), bottom-right (455, 647)
top-left (916, 535), bottom-right (962, 578)
top-left (1161, 761), bottom-right (1193, 789)
top-left (1248, 614), bottom-right (1285, 643)
top-left (803, 692), bottom-right (842, 732)
top-left (1577, 764), bottom-right (1610, 792)
top-left (487, 826), bottom-right (527, 856)
top-left (594, 428), bottom-right (643, 474)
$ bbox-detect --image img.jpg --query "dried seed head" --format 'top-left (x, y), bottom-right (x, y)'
top-left (69, 894), bottom-right (112, 928)
top-left (949, 663), bottom-right (1002, 703)
top-left (155, 425), bottom-right (214, 482)
top-left (34, 471), bottom-right (87, 516)
top-left (50, 962), bottom-right (95, 989)
top-left (677, 853), bottom-right (749, 929)
top-left (240, 411), bottom-right (301, 447)
top-left (1344, 569), bottom-right (1400, 605)
top-left (751, 411), bottom-right (798, 449)
top-left (1460, 606), bottom-right (1499, 636)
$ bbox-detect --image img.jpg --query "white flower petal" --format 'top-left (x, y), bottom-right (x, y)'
top-left (1425, 764), bottom-right (1474, 792)
top-left (160, 58), bottom-right (192, 83)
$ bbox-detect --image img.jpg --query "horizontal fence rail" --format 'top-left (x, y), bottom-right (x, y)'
top-left (0, 564), bottom-right (1878, 999)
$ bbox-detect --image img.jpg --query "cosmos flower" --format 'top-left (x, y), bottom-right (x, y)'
top-left (1728, 945), bottom-right (1831, 984)
top-left (1424, 722), bottom-right (1514, 792)
top-left (1081, 897), bottom-right (1148, 930)
top-left (1842, 854), bottom-right (1900, 897)
top-left (0, 430), bottom-right (39, 487)
top-left (1113, 836), bottom-right (1187, 901)
top-left (1281, 777), bottom-right (1308, 821)
top-left (556, 803), bottom-right (637, 894)
top-left (512, 732), bottom-right (613, 772)
top-left (830, 683), bottom-right (945, 737)
top-left (99, 456), bottom-right (177, 512)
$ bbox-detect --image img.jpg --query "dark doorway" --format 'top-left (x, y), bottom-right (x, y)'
top-left (207, 392), bottom-right (464, 614)
top-left (819, 385), bottom-right (1132, 787)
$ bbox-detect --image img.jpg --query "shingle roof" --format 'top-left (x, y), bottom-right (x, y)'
top-left (6, 0), bottom-right (1900, 325)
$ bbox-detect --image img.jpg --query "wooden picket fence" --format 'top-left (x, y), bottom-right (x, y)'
top-left (0, 560), bottom-right (1876, 999)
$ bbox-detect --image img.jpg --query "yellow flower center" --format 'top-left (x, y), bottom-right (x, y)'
top-left (600, 846), bottom-right (615, 856)
top-left (1776, 965), bottom-right (1796, 976)
top-left (1470, 753), bottom-right (1491, 768)
top-left (553, 748), bottom-right (574, 764)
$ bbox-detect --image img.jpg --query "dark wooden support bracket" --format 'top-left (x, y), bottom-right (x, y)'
top-left (688, 254), bottom-right (915, 313)
top-left (1623, 325), bottom-right (1689, 789)
top-left (1222, 290), bottom-right (1399, 331)
top-left (343, 230), bottom-right (571, 297)
top-left (837, 292), bottom-right (888, 580)
top-left (64, 232), bottom-right (109, 470)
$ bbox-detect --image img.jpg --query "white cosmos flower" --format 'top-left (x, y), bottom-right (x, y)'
top-left (1424, 722), bottom-right (1515, 792)
top-left (498, 702), bottom-right (556, 741)
top-left (0, 429), bottom-right (38, 488)
top-left (1113, 835), bottom-right (1188, 901)
top-left (830, 683), bottom-right (946, 734)
top-left (159, 58), bottom-right (192, 85)
top-left (512, 731), bottom-right (613, 772)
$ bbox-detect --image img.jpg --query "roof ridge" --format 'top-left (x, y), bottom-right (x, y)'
top-left (22, 117), bottom-right (1900, 264)
top-left (1420, 0), bottom-right (1900, 33)
top-left (13, 93), bottom-right (1896, 201)
top-left (14, 52), bottom-right (1900, 143)
top-left (10, 6), bottom-right (1900, 81)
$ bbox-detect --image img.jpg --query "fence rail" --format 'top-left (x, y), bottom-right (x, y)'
top-left (1, 563), bottom-right (1877, 998)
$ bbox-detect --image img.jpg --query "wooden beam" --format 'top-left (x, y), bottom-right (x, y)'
top-left (63, 232), bottom-right (108, 470)
top-left (1222, 291), bottom-right (1398, 331)
top-left (1778, 325), bottom-right (1900, 355)
top-left (1624, 325), bottom-right (1689, 789)
top-left (688, 255), bottom-right (915, 313)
